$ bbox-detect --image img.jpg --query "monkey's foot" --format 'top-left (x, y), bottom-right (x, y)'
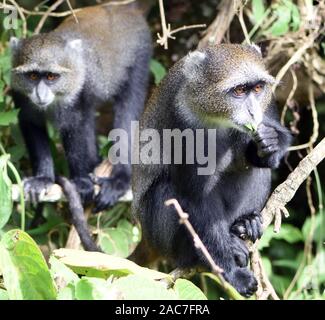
top-left (225, 268), bottom-right (258, 297)
top-left (230, 235), bottom-right (249, 267)
top-left (254, 124), bottom-right (279, 157)
top-left (71, 176), bottom-right (95, 204)
top-left (23, 176), bottom-right (54, 204)
top-left (231, 212), bottom-right (263, 243)
top-left (92, 172), bottom-right (130, 213)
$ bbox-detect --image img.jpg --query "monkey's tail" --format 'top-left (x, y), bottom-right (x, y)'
top-left (56, 176), bottom-right (101, 252)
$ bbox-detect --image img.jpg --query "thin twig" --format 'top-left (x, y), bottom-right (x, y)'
top-left (288, 82), bottom-right (319, 151)
top-left (165, 198), bottom-right (249, 300)
top-left (165, 199), bottom-right (224, 276)
top-left (237, 2), bottom-right (251, 44)
top-left (34, 0), bottom-right (66, 34)
top-left (157, 0), bottom-right (206, 49)
top-left (281, 68), bottom-right (298, 125)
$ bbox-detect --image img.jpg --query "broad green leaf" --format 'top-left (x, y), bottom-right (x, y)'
top-left (98, 228), bottom-right (129, 258)
top-left (272, 258), bottom-right (301, 270)
top-left (49, 255), bottom-right (79, 286)
top-left (112, 275), bottom-right (177, 300)
top-left (270, 274), bottom-right (291, 296)
top-left (75, 277), bottom-right (116, 300)
top-left (258, 224), bottom-right (303, 250)
top-left (53, 248), bottom-right (171, 281)
top-left (174, 279), bottom-right (207, 300)
top-left (0, 110), bottom-right (19, 126)
top-left (0, 289), bottom-right (9, 300)
top-left (57, 283), bottom-right (76, 300)
top-left (252, 0), bottom-right (266, 23)
top-left (267, 4), bottom-right (291, 36)
top-left (150, 59), bottom-right (167, 85)
top-left (0, 155), bottom-right (13, 229)
top-left (0, 229), bottom-right (57, 300)
top-left (302, 213), bottom-right (325, 242)
top-left (297, 251), bottom-right (325, 289)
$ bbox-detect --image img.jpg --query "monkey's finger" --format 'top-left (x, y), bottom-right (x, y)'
top-left (245, 220), bottom-right (252, 239)
top-left (250, 218), bottom-right (259, 242)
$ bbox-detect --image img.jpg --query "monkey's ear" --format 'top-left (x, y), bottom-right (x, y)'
top-left (67, 39), bottom-right (83, 52)
top-left (183, 51), bottom-right (207, 80)
top-left (9, 37), bottom-right (20, 51)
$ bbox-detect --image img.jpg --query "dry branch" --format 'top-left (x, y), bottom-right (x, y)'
top-left (198, 0), bottom-right (240, 48)
top-left (165, 198), bottom-right (244, 300)
top-left (250, 138), bottom-right (325, 299)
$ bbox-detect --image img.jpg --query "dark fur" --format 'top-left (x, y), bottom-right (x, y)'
top-left (132, 45), bottom-right (292, 297)
top-left (11, 5), bottom-right (152, 211)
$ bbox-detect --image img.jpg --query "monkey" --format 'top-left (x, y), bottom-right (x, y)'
top-left (10, 3), bottom-right (152, 213)
top-left (132, 44), bottom-right (292, 297)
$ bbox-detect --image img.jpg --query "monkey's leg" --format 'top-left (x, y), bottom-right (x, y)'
top-left (141, 180), bottom-right (257, 297)
top-left (60, 104), bottom-right (100, 204)
top-left (93, 50), bottom-right (150, 213)
top-left (17, 104), bottom-right (55, 204)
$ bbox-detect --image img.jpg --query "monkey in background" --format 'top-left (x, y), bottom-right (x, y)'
top-left (132, 44), bottom-right (292, 296)
top-left (10, 4), bottom-right (152, 213)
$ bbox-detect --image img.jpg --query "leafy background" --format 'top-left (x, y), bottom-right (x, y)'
top-left (0, 0), bottom-right (324, 300)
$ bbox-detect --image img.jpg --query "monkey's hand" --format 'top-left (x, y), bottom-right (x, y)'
top-left (23, 176), bottom-right (54, 204)
top-left (224, 268), bottom-right (258, 297)
top-left (231, 212), bottom-right (263, 243)
top-left (254, 123), bottom-right (280, 158)
top-left (92, 171), bottom-right (130, 213)
top-left (230, 234), bottom-right (249, 267)
top-left (71, 176), bottom-right (95, 205)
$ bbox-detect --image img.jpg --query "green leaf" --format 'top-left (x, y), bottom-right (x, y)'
top-left (290, 4), bottom-right (301, 31)
top-left (268, 4), bottom-right (291, 36)
top-left (0, 229), bottom-right (57, 300)
top-left (150, 59), bottom-right (167, 85)
top-left (49, 256), bottom-right (79, 286)
top-left (0, 110), bottom-right (19, 126)
top-left (174, 279), bottom-right (207, 300)
top-left (75, 277), bottom-right (115, 300)
top-left (252, 0), bottom-right (266, 23)
top-left (302, 213), bottom-right (325, 242)
top-left (98, 220), bottom-right (141, 258)
top-left (0, 155), bottom-right (13, 229)
top-left (258, 224), bottom-right (303, 250)
top-left (0, 289), bottom-right (9, 300)
top-left (53, 248), bottom-right (171, 281)
top-left (57, 283), bottom-right (76, 300)
top-left (98, 228), bottom-right (129, 258)
top-left (112, 275), bottom-right (177, 300)
top-left (244, 123), bottom-right (257, 132)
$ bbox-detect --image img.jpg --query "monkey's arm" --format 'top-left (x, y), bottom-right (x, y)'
top-left (14, 93), bottom-right (55, 202)
top-left (246, 118), bottom-right (292, 168)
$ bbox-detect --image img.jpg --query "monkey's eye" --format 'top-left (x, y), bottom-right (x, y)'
top-left (46, 73), bottom-right (59, 81)
top-left (28, 72), bottom-right (39, 81)
top-left (253, 83), bottom-right (264, 93)
top-left (233, 85), bottom-right (247, 97)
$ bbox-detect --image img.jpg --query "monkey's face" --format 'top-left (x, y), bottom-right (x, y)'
top-left (182, 45), bottom-right (275, 130)
top-left (10, 35), bottom-right (85, 109)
